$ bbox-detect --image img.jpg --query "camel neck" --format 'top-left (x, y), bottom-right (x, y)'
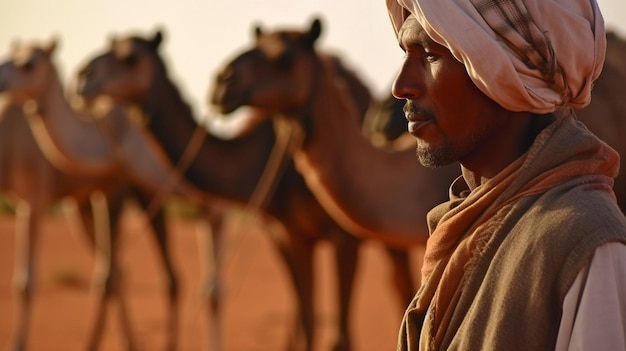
top-left (290, 64), bottom-right (459, 247)
top-left (142, 77), bottom-right (203, 159)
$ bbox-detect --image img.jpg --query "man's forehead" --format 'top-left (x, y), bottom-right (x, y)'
top-left (398, 15), bottom-right (431, 46)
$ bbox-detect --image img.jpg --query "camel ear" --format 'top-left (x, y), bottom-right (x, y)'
top-left (150, 29), bottom-right (163, 50)
top-left (44, 36), bottom-right (59, 56)
top-left (307, 18), bottom-right (322, 45)
top-left (254, 24), bottom-right (263, 40)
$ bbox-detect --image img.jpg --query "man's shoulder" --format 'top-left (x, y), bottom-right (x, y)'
top-left (519, 185), bottom-right (626, 240)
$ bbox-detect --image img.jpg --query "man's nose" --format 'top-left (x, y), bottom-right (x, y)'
top-left (392, 60), bottom-right (425, 100)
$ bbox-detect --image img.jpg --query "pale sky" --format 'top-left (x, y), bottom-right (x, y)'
top-left (1, 0), bottom-right (625, 118)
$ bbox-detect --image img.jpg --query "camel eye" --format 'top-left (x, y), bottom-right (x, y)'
top-left (274, 53), bottom-right (293, 71)
top-left (79, 64), bottom-right (93, 78)
top-left (20, 58), bottom-right (35, 70)
top-left (123, 53), bottom-right (137, 65)
top-left (13, 53), bottom-right (34, 70)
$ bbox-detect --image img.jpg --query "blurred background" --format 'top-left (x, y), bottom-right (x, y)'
top-left (2, 0), bottom-right (623, 120)
top-left (0, 1), bottom-right (624, 351)
top-left (1, 0), bottom-right (404, 120)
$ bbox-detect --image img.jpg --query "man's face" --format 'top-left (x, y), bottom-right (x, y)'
top-left (393, 15), bottom-right (511, 169)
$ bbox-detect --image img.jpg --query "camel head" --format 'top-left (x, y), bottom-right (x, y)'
top-left (363, 92), bottom-right (408, 143)
top-left (210, 18), bottom-right (323, 116)
top-left (0, 38), bottom-right (59, 103)
top-left (76, 30), bottom-right (164, 105)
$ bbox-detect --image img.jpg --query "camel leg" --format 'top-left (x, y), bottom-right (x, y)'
top-left (134, 191), bottom-right (179, 351)
top-left (267, 224), bottom-right (316, 351)
top-left (196, 207), bottom-right (226, 351)
top-left (80, 191), bottom-right (136, 351)
top-left (384, 248), bottom-right (417, 312)
top-left (149, 207), bottom-right (179, 351)
top-left (76, 195), bottom-right (109, 351)
top-left (103, 193), bottom-right (137, 351)
top-left (329, 231), bottom-right (360, 351)
top-left (10, 200), bottom-right (41, 351)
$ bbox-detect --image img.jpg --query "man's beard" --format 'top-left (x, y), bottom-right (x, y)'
top-left (404, 100), bottom-right (459, 168)
top-left (415, 136), bottom-right (457, 168)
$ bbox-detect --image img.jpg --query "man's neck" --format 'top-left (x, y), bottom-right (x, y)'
top-left (461, 112), bottom-right (556, 190)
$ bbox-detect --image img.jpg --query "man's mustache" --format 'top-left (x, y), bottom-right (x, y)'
top-left (403, 101), bottom-right (435, 121)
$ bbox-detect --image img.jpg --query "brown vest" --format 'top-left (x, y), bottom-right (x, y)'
top-left (399, 180), bottom-right (626, 350)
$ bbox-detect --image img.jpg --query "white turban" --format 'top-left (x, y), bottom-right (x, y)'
top-left (386, 0), bottom-right (606, 113)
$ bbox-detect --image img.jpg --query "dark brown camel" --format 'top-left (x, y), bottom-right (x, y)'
top-left (210, 18), bottom-right (460, 248)
top-left (75, 30), bottom-right (417, 351)
top-left (0, 38), bottom-right (208, 351)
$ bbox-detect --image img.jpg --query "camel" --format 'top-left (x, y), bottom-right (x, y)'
top-left (605, 31), bottom-right (626, 76)
top-left (361, 91), bottom-right (414, 150)
top-left (210, 18), bottom-right (460, 249)
top-left (363, 31), bottom-right (626, 212)
top-left (74, 30), bottom-right (418, 351)
top-left (0, 38), bottom-right (208, 351)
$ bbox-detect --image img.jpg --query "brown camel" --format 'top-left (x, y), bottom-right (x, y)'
top-left (75, 30), bottom-right (418, 351)
top-left (0, 38), bottom-right (208, 351)
top-left (210, 18), bottom-right (460, 249)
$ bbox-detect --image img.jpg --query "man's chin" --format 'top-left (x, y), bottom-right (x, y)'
top-left (416, 143), bottom-right (456, 168)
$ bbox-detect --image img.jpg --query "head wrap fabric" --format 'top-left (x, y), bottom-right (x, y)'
top-left (386, 0), bottom-right (606, 113)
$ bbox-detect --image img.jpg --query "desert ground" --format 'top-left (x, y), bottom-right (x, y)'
top-left (0, 202), bottom-right (423, 351)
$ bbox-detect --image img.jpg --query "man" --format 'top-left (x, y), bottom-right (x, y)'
top-left (386, 0), bottom-right (626, 350)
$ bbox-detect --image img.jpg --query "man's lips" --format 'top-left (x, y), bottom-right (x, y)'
top-left (405, 112), bottom-right (432, 136)
top-left (408, 120), bottom-right (432, 136)
top-left (403, 100), bottom-right (435, 135)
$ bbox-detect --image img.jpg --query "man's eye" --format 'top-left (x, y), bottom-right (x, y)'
top-left (424, 53), bottom-right (438, 63)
